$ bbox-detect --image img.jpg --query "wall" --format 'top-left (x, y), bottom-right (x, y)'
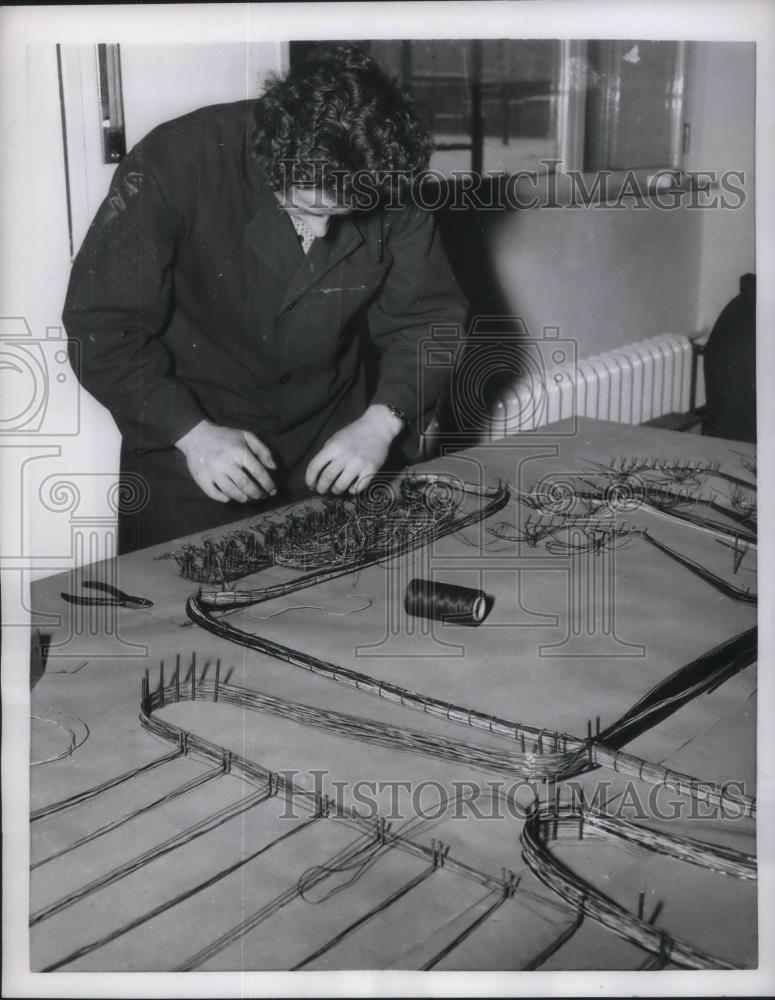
top-left (441, 200), bottom-right (705, 358)
top-left (439, 41), bottom-right (755, 358)
top-left (15, 43), bottom-right (286, 580)
top-left (11, 39), bottom-right (755, 579)
top-left (684, 42), bottom-right (756, 332)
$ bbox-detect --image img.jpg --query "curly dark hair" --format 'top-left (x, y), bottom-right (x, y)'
top-left (252, 44), bottom-right (432, 206)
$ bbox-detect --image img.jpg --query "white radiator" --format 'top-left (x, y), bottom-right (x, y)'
top-left (486, 333), bottom-right (705, 442)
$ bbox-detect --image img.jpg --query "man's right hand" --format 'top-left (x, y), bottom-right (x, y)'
top-left (175, 419), bottom-right (277, 503)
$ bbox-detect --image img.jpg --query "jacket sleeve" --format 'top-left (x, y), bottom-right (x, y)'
top-left (366, 202), bottom-right (468, 443)
top-left (63, 147), bottom-right (207, 452)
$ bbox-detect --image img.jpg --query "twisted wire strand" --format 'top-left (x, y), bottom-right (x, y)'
top-left (420, 890), bottom-right (511, 971)
top-left (190, 679), bottom-right (581, 779)
top-left (139, 692), bottom-right (507, 895)
top-left (30, 715), bottom-right (82, 766)
top-left (185, 586), bottom-right (758, 819)
top-left (31, 764), bottom-right (224, 871)
top-left (641, 530), bottom-right (757, 604)
top-left (514, 472), bottom-right (758, 547)
top-left (521, 907), bottom-right (585, 970)
top-left (175, 832), bottom-right (396, 971)
top-left (39, 682), bottom-right (749, 971)
top-left (42, 813), bottom-right (321, 973)
top-left (196, 476), bottom-right (509, 610)
top-left (30, 782), bottom-right (273, 927)
top-left (30, 748), bottom-right (184, 822)
top-left (291, 862), bottom-right (438, 970)
top-left (520, 801), bottom-right (753, 970)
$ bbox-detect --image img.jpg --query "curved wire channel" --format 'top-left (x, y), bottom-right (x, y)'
top-left (144, 683), bottom-right (755, 971)
top-left (521, 801), bottom-right (755, 970)
top-left (186, 574), bottom-right (757, 819)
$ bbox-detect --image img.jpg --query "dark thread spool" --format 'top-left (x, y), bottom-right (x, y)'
top-left (404, 578), bottom-right (488, 627)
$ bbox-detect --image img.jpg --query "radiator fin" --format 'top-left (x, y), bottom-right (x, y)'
top-left (489, 333), bottom-right (702, 441)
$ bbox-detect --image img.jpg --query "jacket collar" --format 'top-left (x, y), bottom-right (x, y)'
top-left (243, 134), bottom-right (365, 308)
top-left (279, 215), bottom-right (365, 311)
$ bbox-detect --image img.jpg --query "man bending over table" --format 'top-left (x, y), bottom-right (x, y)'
top-left (64, 44), bottom-right (468, 553)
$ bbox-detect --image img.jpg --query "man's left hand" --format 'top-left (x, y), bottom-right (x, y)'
top-left (305, 404), bottom-right (404, 495)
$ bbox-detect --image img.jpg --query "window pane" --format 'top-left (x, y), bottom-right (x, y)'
top-left (584, 40), bottom-right (684, 171)
top-left (403, 40), bottom-right (474, 174)
top-left (479, 40), bottom-right (561, 174)
top-left (371, 39), bottom-right (564, 176)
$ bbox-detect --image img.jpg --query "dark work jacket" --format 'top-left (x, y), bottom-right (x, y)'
top-left (63, 100), bottom-right (469, 494)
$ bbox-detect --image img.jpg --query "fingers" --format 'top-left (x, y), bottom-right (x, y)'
top-left (305, 443), bottom-right (335, 490)
top-left (182, 425), bottom-right (280, 505)
top-left (330, 459), bottom-right (364, 495)
top-left (243, 431), bottom-right (276, 469)
top-left (308, 446), bottom-right (377, 496)
top-left (314, 454), bottom-right (344, 495)
top-left (189, 469), bottom-right (230, 503)
top-left (239, 448), bottom-right (276, 497)
top-left (214, 473), bottom-right (250, 504)
top-left (189, 460), bottom-right (262, 505)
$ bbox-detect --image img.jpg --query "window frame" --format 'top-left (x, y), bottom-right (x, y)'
top-left (289, 39), bottom-right (692, 204)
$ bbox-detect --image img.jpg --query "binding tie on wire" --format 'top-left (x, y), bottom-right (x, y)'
top-left (431, 840), bottom-right (450, 869)
top-left (501, 868), bottom-right (520, 898)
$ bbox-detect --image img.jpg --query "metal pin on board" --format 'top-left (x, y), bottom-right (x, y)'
top-left (637, 891), bottom-right (645, 920)
top-left (214, 658), bottom-right (221, 703)
top-left (159, 660), bottom-right (165, 708)
top-left (175, 653), bottom-right (180, 702)
top-left (191, 651), bottom-right (196, 701)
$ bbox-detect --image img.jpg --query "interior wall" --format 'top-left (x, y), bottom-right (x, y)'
top-left (440, 40), bottom-right (755, 359)
top-left (440, 202), bottom-right (704, 358)
top-left (15, 40), bottom-right (755, 580)
top-left (19, 43), bottom-right (286, 580)
top-left (684, 42), bottom-right (756, 332)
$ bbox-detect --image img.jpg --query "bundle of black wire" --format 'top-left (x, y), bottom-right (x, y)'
top-left (404, 578), bottom-right (489, 627)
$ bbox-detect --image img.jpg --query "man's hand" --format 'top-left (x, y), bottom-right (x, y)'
top-left (305, 405), bottom-right (403, 495)
top-left (175, 419), bottom-right (277, 503)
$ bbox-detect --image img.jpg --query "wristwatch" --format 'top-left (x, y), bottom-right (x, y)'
top-left (385, 404), bottom-right (408, 429)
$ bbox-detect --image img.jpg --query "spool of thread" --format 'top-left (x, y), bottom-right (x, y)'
top-left (404, 578), bottom-right (489, 627)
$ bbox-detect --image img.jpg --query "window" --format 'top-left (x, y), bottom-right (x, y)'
top-left (290, 39), bottom-right (688, 178)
